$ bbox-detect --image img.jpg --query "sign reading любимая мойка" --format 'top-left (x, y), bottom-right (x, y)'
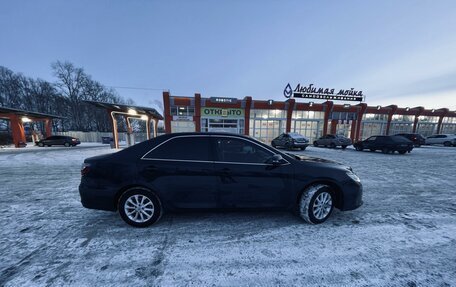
top-left (284, 83), bottom-right (364, 102)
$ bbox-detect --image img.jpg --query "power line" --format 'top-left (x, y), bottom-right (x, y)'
top-left (108, 86), bottom-right (168, 91)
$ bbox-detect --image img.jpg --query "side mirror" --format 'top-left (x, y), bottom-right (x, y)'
top-left (266, 154), bottom-right (285, 165)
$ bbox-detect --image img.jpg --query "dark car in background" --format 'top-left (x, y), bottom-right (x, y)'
top-left (36, 135), bottom-right (81, 147)
top-left (79, 133), bottom-right (363, 227)
top-left (313, 134), bottom-right (352, 149)
top-left (354, 135), bottom-right (413, 154)
top-left (271, 132), bottom-right (309, 150)
top-left (395, 133), bottom-right (425, 147)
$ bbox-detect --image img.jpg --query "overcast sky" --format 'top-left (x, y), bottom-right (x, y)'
top-left (1, 0), bottom-right (456, 111)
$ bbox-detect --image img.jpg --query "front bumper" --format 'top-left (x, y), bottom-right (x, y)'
top-left (339, 181), bottom-right (363, 211)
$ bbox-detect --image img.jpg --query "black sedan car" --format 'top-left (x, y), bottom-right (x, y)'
top-left (271, 132), bottom-right (310, 150)
top-left (36, 135), bottom-right (81, 147)
top-left (354, 135), bottom-right (413, 154)
top-left (79, 133), bottom-right (363, 227)
top-left (394, 133), bottom-right (425, 147)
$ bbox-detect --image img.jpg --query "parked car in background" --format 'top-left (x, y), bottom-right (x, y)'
top-left (80, 132), bottom-right (363, 227)
top-left (36, 135), bottom-right (81, 147)
top-left (394, 133), bottom-right (425, 147)
top-left (425, 134), bottom-right (456, 147)
top-left (271, 132), bottom-right (309, 150)
top-left (354, 135), bottom-right (413, 154)
top-left (313, 134), bottom-right (352, 149)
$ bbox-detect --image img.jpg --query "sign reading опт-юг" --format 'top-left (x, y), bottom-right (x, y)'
top-left (283, 83), bottom-right (364, 102)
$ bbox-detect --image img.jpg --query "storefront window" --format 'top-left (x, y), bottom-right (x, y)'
top-left (249, 109), bottom-right (286, 143)
top-left (291, 110), bottom-right (324, 141)
top-left (170, 106), bottom-right (195, 116)
top-left (441, 117), bottom-right (456, 134)
top-left (416, 116), bottom-right (440, 136)
top-left (360, 113), bottom-right (389, 139)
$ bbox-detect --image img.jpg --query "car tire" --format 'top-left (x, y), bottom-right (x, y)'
top-left (369, 148), bottom-right (375, 152)
top-left (399, 150), bottom-right (406, 154)
top-left (298, 184), bottom-right (334, 224)
top-left (64, 142), bottom-right (70, 147)
top-left (271, 143), bottom-right (277, 148)
top-left (47, 145), bottom-right (51, 147)
top-left (355, 146), bottom-right (363, 151)
top-left (313, 141), bottom-right (318, 147)
top-left (329, 143), bottom-right (336, 149)
top-left (301, 146), bottom-right (306, 151)
top-left (341, 145), bottom-right (347, 149)
top-left (38, 142), bottom-right (44, 147)
top-left (285, 143), bottom-right (292, 150)
top-left (382, 148), bottom-right (390, 154)
top-left (118, 187), bottom-right (163, 227)
top-left (444, 141), bottom-right (451, 147)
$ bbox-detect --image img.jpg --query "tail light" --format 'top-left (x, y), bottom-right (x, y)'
top-left (81, 163), bottom-right (91, 176)
top-left (72, 138), bottom-right (77, 142)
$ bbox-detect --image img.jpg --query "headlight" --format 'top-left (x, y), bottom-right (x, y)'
top-left (347, 171), bottom-right (361, 183)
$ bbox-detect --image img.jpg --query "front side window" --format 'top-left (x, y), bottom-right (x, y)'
top-left (144, 136), bottom-right (211, 161)
top-left (215, 137), bottom-right (273, 164)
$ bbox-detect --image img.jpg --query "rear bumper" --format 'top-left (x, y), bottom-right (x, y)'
top-left (79, 182), bottom-right (117, 211)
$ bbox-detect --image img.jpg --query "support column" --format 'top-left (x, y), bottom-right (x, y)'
top-left (322, 101), bottom-right (333, 136)
top-left (244, 97), bottom-right (252, 136)
top-left (45, 119), bottom-right (52, 137)
top-left (10, 115), bottom-right (26, 147)
top-left (194, 93), bottom-right (201, 132)
top-left (354, 103), bottom-right (367, 141)
top-left (385, 105), bottom-right (397, 135)
top-left (108, 110), bottom-right (119, 149)
top-left (153, 119), bottom-right (158, 137)
top-left (286, 99), bottom-right (295, 133)
top-left (163, 91), bottom-right (171, 134)
top-left (145, 117), bottom-right (151, 140)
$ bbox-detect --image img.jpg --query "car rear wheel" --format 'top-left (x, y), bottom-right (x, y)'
top-left (369, 148), bottom-right (375, 152)
top-left (444, 141), bottom-right (451, 147)
top-left (38, 142), bottom-right (44, 147)
top-left (313, 141), bottom-right (318, 147)
top-left (399, 150), bottom-right (406, 154)
top-left (64, 142), bottom-right (70, 147)
top-left (298, 184), bottom-right (334, 224)
top-left (382, 148), bottom-right (390, 154)
top-left (355, 146), bottom-right (363, 151)
top-left (341, 145), bottom-right (347, 149)
top-left (301, 146), bottom-right (306, 151)
top-left (329, 143), bottom-right (336, 149)
top-left (118, 187), bottom-right (162, 227)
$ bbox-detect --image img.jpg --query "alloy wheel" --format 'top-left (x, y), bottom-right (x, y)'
top-left (124, 194), bottom-right (155, 223)
top-left (312, 192), bottom-right (332, 220)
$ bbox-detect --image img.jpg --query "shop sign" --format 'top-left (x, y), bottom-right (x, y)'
top-left (210, 97), bottom-right (238, 104)
top-left (284, 83), bottom-right (364, 102)
top-left (173, 115), bottom-right (193, 121)
top-left (201, 107), bottom-right (244, 118)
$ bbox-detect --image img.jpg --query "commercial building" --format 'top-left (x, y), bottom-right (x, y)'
top-left (163, 91), bottom-right (456, 143)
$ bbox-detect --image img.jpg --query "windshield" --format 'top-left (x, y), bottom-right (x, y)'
top-left (288, 133), bottom-right (306, 139)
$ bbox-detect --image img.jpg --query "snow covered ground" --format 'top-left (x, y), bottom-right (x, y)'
top-left (0, 144), bottom-right (455, 286)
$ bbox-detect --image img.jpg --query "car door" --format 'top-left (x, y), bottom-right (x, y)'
top-left (138, 135), bottom-right (217, 209)
top-left (214, 136), bottom-right (293, 208)
top-left (363, 136), bottom-right (377, 149)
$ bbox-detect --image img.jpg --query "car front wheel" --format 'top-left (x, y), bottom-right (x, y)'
top-left (313, 141), bottom-right (318, 147)
top-left (118, 187), bottom-right (162, 227)
top-left (355, 145), bottom-right (363, 151)
top-left (298, 184), bottom-right (334, 224)
top-left (64, 142), bottom-right (70, 147)
top-left (38, 142), bottom-right (44, 147)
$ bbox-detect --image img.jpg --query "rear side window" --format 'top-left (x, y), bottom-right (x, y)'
top-left (144, 136), bottom-right (212, 161)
